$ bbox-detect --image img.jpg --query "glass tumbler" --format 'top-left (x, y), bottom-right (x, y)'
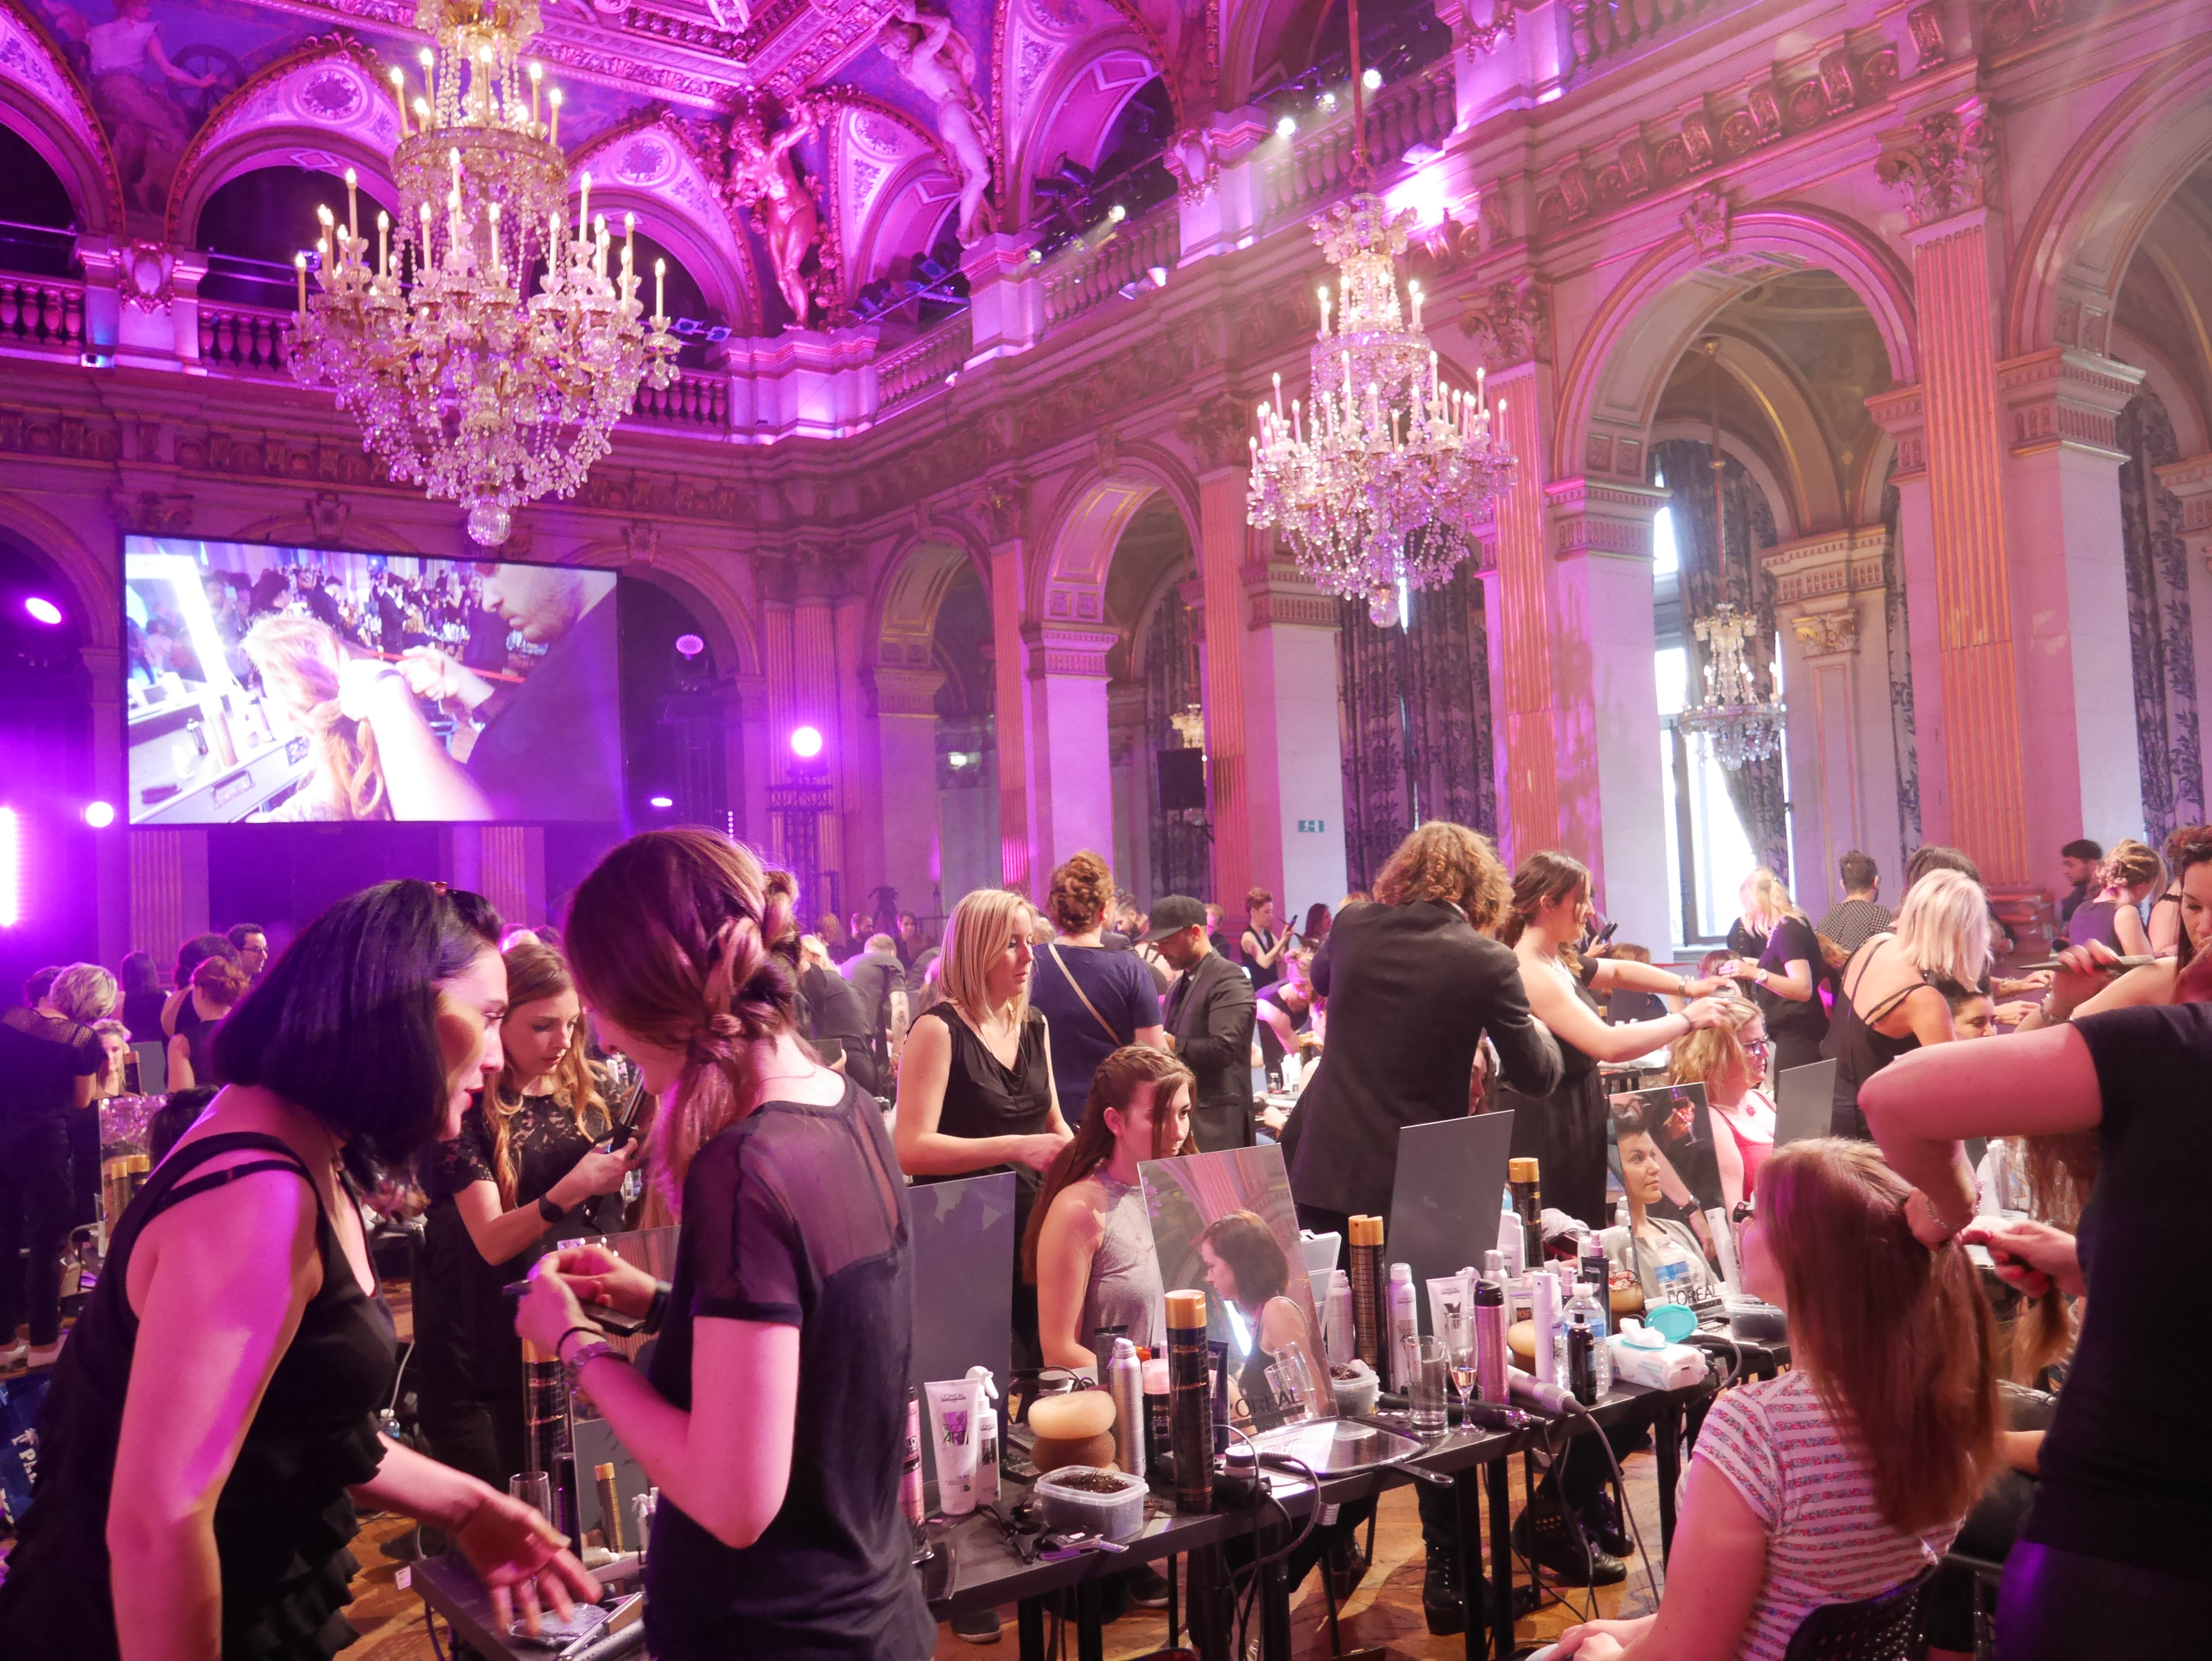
top-left (1409, 1336), bottom-right (1450, 1432)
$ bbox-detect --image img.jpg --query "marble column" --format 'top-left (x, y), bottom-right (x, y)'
top-left (1866, 387), bottom-right (1949, 850)
top-left (1021, 622), bottom-right (1121, 874)
top-left (1762, 528), bottom-right (1901, 907)
top-left (1999, 347), bottom-right (2147, 864)
top-left (129, 827), bottom-right (208, 967)
top-left (867, 664), bottom-right (946, 925)
top-left (1107, 682), bottom-right (1151, 905)
top-left (1194, 464), bottom-right (1254, 921)
top-left (1238, 550), bottom-right (1349, 922)
top-left (1481, 359), bottom-right (1563, 864)
top-left (833, 584), bottom-right (879, 905)
top-left (83, 645), bottom-right (127, 966)
top-left (1545, 475), bottom-right (1671, 950)
top-left (988, 537), bottom-right (1034, 894)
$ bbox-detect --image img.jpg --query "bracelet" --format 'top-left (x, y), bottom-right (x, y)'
top-left (643, 1278), bottom-right (673, 1336)
top-left (555, 1324), bottom-right (602, 1363)
top-left (538, 1193), bottom-right (565, 1224)
top-left (563, 1338), bottom-right (621, 1403)
top-left (1676, 974), bottom-right (1690, 997)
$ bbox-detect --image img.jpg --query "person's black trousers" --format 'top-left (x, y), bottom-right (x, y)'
top-left (1994, 1541), bottom-right (2198, 1659)
top-left (0, 1117), bottom-right (72, 1346)
top-left (417, 1382), bottom-right (528, 1494)
top-left (67, 1105), bottom-right (100, 1229)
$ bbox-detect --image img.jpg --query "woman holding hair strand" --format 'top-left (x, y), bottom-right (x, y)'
top-left (0, 880), bottom-right (596, 1660)
top-left (515, 829), bottom-right (935, 1661)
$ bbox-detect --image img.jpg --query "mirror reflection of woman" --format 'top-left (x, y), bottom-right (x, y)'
top-left (1604, 1099), bottom-right (1721, 1305)
top-left (1197, 1210), bottom-right (1316, 1427)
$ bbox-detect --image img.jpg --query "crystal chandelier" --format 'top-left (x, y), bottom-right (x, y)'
top-left (291, 0), bottom-right (676, 545)
top-left (1676, 604), bottom-right (1786, 768)
top-left (1243, 0), bottom-right (1514, 626)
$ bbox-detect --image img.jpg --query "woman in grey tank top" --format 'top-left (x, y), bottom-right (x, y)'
top-left (1023, 1046), bottom-right (1195, 1372)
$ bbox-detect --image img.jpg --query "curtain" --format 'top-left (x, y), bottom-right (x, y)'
top-left (1335, 563), bottom-right (1496, 890)
top-left (1880, 475), bottom-right (1921, 852)
top-left (2116, 390), bottom-right (2205, 844)
top-left (1140, 585), bottom-right (1212, 903)
top-left (1649, 439), bottom-right (1791, 885)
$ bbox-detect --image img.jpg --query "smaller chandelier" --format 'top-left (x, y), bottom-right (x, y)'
top-left (1246, 195), bottom-right (1516, 623)
top-left (1676, 603), bottom-right (1786, 769)
top-left (291, 0), bottom-right (676, 545)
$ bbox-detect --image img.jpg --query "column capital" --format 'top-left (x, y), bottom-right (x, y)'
top-left (1181, 394), bottom-right (1255, 476)
top-left (1458, 276), bottom-right (1550, 373)
top-left (2157, 452), bottom-right (2212, 566)
top-left (1791, 607), bottom-right (1862, 660)
top-left (1020, 620), bottom-right (1120, 679)
top-left (1877, 105), bottom-right (1997, 231)
top-left (1239, 554), bottom-right (1340, 632)
top-left (1760, 525), bottom-right (1889, 607)
top-left (1998, 347), bottom-right (2145, 460)
top-left (1544, 476), bottom-right (1669, 561)
top-left (972, 471), bottom-right (1031, 546)
top-left (1865, 384), bottom-right (1928, 480)
top-left (864, 662), bottom-right (946, 717)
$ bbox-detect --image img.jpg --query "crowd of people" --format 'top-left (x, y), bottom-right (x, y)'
top-left (0, 816), bottom-right (2197, 1661)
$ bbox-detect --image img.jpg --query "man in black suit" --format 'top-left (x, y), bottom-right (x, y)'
top-left (1141, 895), bottom-right (1257, 1152)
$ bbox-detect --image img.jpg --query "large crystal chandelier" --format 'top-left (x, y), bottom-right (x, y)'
top-left (1677, 604), bottom-right (1785, 768)
top-left (291, 0), bottom-right (676, 545)
top-left (1244, 0), bottom-right (1513, 626)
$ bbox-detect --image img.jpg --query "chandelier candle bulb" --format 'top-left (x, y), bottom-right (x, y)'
top-left (528, 61), bottom-right (540, 127)
top-left (654, 257), bottom-right (665, 321)
top-left (419, 45), bottom-right (434, 110)
top-left (578, 171), bottom-right (590, 241)
top-left (294, 251), bottom-right (307, 317)
top-left (377, 211), bottom-right (388, 279)
top-left (390, 68), bottom-right (408, 138)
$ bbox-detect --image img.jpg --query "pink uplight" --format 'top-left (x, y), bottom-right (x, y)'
top-left (789, 725), bottom-right (824, 760)
top-left (23, 596), bottom-right (62, 626)
top-left (0, 807), bottom-right (18, 927)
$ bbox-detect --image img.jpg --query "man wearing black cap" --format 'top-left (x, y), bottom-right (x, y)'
top-left (1141, 895), bottom-right (1257, 1152)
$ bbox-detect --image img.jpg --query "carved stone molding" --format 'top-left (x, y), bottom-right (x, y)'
top-left (1865, 385), bottom-right (1928, 479)
top-left (1438, 0), bottom-right (1518, 54)
top-left (2155, 452), bottom-right (2212, 567)
top-left (1459, 277), bottom-right (1550, 371)
top-left (111, 488), bottom-right (193, 534)
top-left (303, 490), bottom-right (349, 545)
top-left (865, 663), bottom-right (947, 718)
top-left (1240, 556), bottom-right (1340, 632)
top-left (1997, 347), bottom-right (2145, 458)
top-left (1681, 185), bottom-right (1731, 256)
top-left (621, 519), bottom-right (663, 563)
top-left (1177, 394), bottom-right (1251, 474)
top-left (1021, 621), bottom-right (1120, 679)
top-left (1792, 608), bottom-right (1860, 659)
top-left (1042, 582), bottom-right (1107, 624)
top-left (1906, 3), bottom-right (1949, 67)
top-left (1877, 108), bottom-right (1997, 227)
top-left (973, 472), bottom-right (1028, 545)
top-left (1544, 476), bottom-right (1668, 560)
top-left (1761, 525), bottom-right (1889, 606)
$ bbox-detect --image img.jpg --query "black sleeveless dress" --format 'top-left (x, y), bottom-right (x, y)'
top-left (1243, 927), bottom-right (1282, 993)
top-left (915, 1001), bottom-right (1053, 1368)
top-left (1498, 961), bottom-right (1610, 1228)
top-left (0, 1132), bottom-right (397, 1659)
top-left (1830, 942), bottom-right (1935, 1140)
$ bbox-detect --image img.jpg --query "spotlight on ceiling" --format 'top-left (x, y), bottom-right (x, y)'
top-left (675, 632), bottom-right (705, 658)
top-left (1107, 203), bottom-right (1127, 222)
top-left (1318, 91), bottom-right (1338, 112)
top-left (1362, 67), bottom-right (1382, 90)
top-left (648, 795), bottom-right (674, 809)
top-left (1149, 265), bottom-right (1169, 288)
top-left (23, 596), bottom-right (62, 626)
top-left (83, 802), bottom-right (115, 829)
top-left (789, 725), bottom-right (824, 760)
top-left (1275, 114), bottom-right (1298, 139)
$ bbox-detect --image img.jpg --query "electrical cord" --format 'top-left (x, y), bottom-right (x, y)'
top-left (422, 1607), bottom-right (448, 1661)
top-left (1510, 1414), bottom-right (1597, 1626)
top-left (1560, 1398), bottom-right (1661, 1615)
top-left (1213, 1422), bottom-right (1321, 1660)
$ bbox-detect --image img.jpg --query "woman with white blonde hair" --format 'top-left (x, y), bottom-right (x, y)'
top-left (1829, 867), bottom-right (1991, 1139)
top-left (1722, 867), bottom-right (1831, 1074)
top-left (894, 886), bottom-right (1071, 1377)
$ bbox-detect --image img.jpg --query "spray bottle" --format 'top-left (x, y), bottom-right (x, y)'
top-left (1386, 1263), bottom-right (1419, 1394)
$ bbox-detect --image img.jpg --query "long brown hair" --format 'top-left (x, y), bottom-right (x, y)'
top-left (1373, 822), bottom-right (1509, 932)
top-left (243, 616), bottom-right (391, 820)
top-left (1500, 849), bottom-right (1590, 953)
top-left (1760, 1139), bottom-right (1999, 1533)
top-left (1021, 1046), bottom-right (1195, 1282)
top-left (565, 829), bottom-right (803, 1211)
top-left (487, 941), bottom-right (606, 1210)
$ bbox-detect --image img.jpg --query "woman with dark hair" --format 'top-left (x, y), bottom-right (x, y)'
top-left (0, 881), bottom-right (595, 1658)
top-left (414, 940), bottom-right (639, 1492)
top-left (1029, 851), bottom-right (1165, 1122)
top-left (1498, 850), bottom-right (1733, 1230)
top-left (1296, 901), bottom-right (1331, 950)
top-left (1027, 1046), bottom-right (1194, 1370)
top-left (118, 950), bottom-right (166, 1043)
top-left (164, 953), bottom-right (247, 1090)
top-left (160, 931), bottom-right (237, 1041)
top-left (515, 829), bottom-right (935, 1661)
top-left (1198, 1209), bottom-right (1313, 1428)
top-left (1556, 1140), bottom-right (1999, 1660)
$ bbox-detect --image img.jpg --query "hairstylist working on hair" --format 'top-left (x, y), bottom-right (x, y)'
top-left (1498, 850), bottom-right (1733, 1228)
top-left (515, 830), bottom-right (935, 1661)
top-left (1719, 869), bottom-right (1830, 1075)
top-left (414, 940), bottom-right (639, 1492)
top-left (2059, 838), bottom-right (2157, 957)
top-left (1555, 1140), bottom-right (1998, 1661)
top-left (0, 881), bottom-right (594, 1659)
top-left (1860, 985), bottom-right (2211, 1658)
top-left (2034, 828), bottom-right (2212, 1019)
top-left (1027, 1046), bottom-right (1193, 1371)
top-left (1827, 869), bottom-right (1988, 1139)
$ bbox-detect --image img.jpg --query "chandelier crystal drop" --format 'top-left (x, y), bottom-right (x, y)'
top-left (290, 0), bottom-right (676, 545)
top-left (1246, 194), bottom-right (1516, 616)
top-left (1676, 603), bottom-right (1786, 769)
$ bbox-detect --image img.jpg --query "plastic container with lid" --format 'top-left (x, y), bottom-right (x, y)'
top-left (1033, 1465), bottom-right (1149, 1542)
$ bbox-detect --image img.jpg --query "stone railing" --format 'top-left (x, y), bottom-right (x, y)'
top-left (1258, 57), bottom-right (1458, 233)
top-left (1040, 204), bottom-right (1182, 327)
top-left (1565, 0), bottom-right (1734, 77)
top-left (198, 303), bottom-right (292, 374)
top-left (632, 366), bottom-right (729, 430)
top-left (876, 312), bottom-right (973, 411)
top-left (0, 276), bottom-right (85, 354)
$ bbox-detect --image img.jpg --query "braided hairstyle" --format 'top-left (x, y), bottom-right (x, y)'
top-left (565, 828), bottom-right (803, 1212)
top-left (243, 615), bottom-right (391, 820)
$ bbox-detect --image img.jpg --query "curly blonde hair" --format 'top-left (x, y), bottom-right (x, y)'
top-left (1373, 822), bottom-right (1509, 932)
top-left (243, 615), bottom-right (391, 821)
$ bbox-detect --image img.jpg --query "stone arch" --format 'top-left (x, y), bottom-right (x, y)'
top-left (0, 0), bottom-right (122, 235)
top-left (828, 94), bottom-right (958, 300)
top-left (1033, 444), bottom-right (1201, 620)
top-left (1646, 417), bottom-right (1804, 545)
top-left (230, 511), bottom-right (420, 554)
top-left (168, 42), bottom-right (401, 247)
top-left (571, 118), bottom-right (762, 336)
top-left (2005, 37), bottom-right (2212, 360)
top-left (1553, 206), bottom-right (1917, 487)
top-left (0, 492), bottom-right (118, 650)
top-left (1002, 27), bottom-right (1163, 230)
top-left (1220, 0), bottom-right (1327, 109)
top-left (566, 538), bottom-right (761, 680)
top-left (1646, 328), bottom-right (1843, 535)
top-left (874, 524), bottom-right (988, 656)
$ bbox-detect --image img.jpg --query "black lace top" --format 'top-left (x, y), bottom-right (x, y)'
top-left (413, 1088), bottom-right (618, 1399)
top-left (0, 1133), bottom-right (395, 1660)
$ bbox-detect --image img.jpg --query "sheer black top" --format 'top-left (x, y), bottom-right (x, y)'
top-left (644, 1080), bottom-right (935, 1660)
top-left (0, 1132), bottom-right (395, 1659)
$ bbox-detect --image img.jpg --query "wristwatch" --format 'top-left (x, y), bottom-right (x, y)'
top-left (559, 1331), bottom-right (621, 1401)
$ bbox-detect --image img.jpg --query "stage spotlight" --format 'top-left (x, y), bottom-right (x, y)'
top-left (648, 795), bottom-right (674, 809)
top-left (0, 807), bottom-right (18, 927)
top-left (1275, 115), bottom-right (1297, 139)
top-left (789, 725), bottom-right (824, 760)
top-left (675, 633), bottom-right (705, 658)
top-left (1362, 67), bottom-right (1382, 90)
top-left (83, 802), bottom-right (115, 829)
top-left (23, 595), bottom-right (62, 625)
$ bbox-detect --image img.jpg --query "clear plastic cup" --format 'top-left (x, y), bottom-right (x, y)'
top-left (509, 1470), bottom-right (553, 1521)
top-left (1409, 1336), bottom-right (1449, 1432)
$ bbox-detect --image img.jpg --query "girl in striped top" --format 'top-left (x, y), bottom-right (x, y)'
top-left (1555, 1140), bottom-right (1999, 1661)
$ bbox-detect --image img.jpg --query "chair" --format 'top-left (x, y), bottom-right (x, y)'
top-left (1780, 1567), bottom-right (1935, 1661)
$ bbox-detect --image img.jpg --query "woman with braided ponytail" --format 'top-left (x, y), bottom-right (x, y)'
top-left (516, 829), bottom-right (934, 1661)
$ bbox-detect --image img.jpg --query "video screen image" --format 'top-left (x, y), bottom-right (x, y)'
top-left (125, 537), bottom-right (621, 825)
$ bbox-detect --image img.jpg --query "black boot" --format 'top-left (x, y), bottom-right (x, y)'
top-left (1422, 1541), bottom-right (1466, 1636)
top-left (1324, 1531), bottom-right (1369, 1603)
top-left (1512, 1500), bottom-right (1628, 1586)
top-left (1580, 1489), bottom-right (1634, 1557)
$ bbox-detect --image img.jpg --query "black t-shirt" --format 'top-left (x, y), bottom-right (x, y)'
top-left (645, 1081), bottom-right (935, 1660)
top-left (0, 1007), bottom-right (103, 1126)
top-left (1755, 915), bottom-right (1831, 1042)
top-left (2031, 1003), bottom-right (2212, 1578)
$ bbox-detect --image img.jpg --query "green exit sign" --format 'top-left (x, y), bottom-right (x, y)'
top-left (1296, 818), bottom-right (1326, 833)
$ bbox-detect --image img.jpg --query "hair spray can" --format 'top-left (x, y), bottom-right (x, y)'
top-left (1106, 1337), bottom-right (1147, 1479)
top-left (1325, 1269), bottom-right (1356, 1369)
top-left (1348, 1215), bottom-right (1385, 1367)
top-left (1386, 1263), bottom-right (1419, 1393)
top-left (1473, 1277), bottom-right (1509, 1403)
top-left (1166, 1289), bottom-right (1213, 1514)
top-left (1530, 1269), bottom-right (1562, 1385)
top-left (899, 1387), bottom-right (925, 1527)
top-left (1509, 1159), bottom-right (1543, 1270)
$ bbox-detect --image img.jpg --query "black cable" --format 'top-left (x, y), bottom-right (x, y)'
top-left (1511, 1415), bottom-right (1597, 1626)
top-left (1561, 1398), bottom-right (1662, 1614)
top-left (422, 1607), bottom-right (448, 1661)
